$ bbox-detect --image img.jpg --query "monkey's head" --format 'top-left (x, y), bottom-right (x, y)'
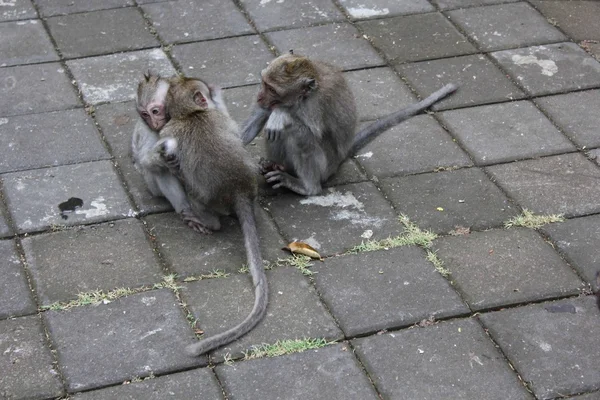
top-left (257, 54), bottom-right (319, 109)
top-left (136, 71), bottom-right (170, 131)
top-left (166, 76), bottom-right (214, 118)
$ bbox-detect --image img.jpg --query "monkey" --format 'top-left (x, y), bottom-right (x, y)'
top-left (240, 52), bottom-right (458, 196)
top-left (132, 73), bottom-right (232, 233)
top-left (144, 74), bottom-right (268, 356)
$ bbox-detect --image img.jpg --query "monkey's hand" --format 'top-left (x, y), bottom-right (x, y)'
top-left (156, 137), bottom-right (180, 172)
top-left (265, 109), bottom-right (292, 142)
top-left (181, 209), bottom-right (213, 235)
top-left (259, 158), bottom-right (285, 174)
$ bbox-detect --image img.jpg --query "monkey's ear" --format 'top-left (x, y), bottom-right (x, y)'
top-left (289, 49), bottom-right (294, 55)
top-left (302, 77), bottom-right (317, 93)
top-left (193, 90), bottom-right (208, 108)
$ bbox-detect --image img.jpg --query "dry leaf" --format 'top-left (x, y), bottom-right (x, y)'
top-left (283, 241), bottom-right (322, 260)
top-left (449, 226), bottom-right (470, 236)
top-left (194, 329), bottom-right (204, 335)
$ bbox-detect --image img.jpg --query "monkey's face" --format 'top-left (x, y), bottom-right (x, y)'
top-left (258, 54), bottom-right (318, 109)
top-left (137, 77), bottom-right (170, 131)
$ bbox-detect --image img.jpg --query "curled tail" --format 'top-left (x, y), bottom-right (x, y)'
top-left (185, 197), bottom-right (268, 356)
top-left (350, 83), bottom-right (458, 155)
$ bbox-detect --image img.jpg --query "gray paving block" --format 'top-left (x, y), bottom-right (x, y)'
top-left (0, 63), bottom-right (80, 117)
top-left (358, 13), bottom-right (476, 64)
top-left (181, 267), bottom-right (343, 359)
top-left (344, 67), bottom-right (416, 121)
top-left (0, 240), bottom-right (36, 319)
top-left (439, 101), bottom-right (575, 165)
top-left (313, 247), bottom-right (468, 337)
top-left (93, 100), bottom-right (138, 158)
top-left (3, 161), bottom-right (133, 233)
top-left (172, 36), bottom-right (272, 89)
top-left (535, 89), bottom-right (600, 148)
top-left (44, 289), bottom-right (203, 392)
top-left (216, 344), bottom-right (379, 400)
top-left (142, 0), bottom-right (252, 44)
top-left (353, 318), bottom-right (533, 400)
top-left (0, 316), bottom-right (64, 399)
top-left (222, 84), bottom-right (259, 126)
top-left (0, 19), bottom-right (59, 67)
top-left (356, 115), bottom-right (471, 177)
top-left (323, 159), bottom-right (367, 187)
top-left (73, 368), bottom-right (223, 400)
top-left (239, 0), bottom-right (344, 31)
top-left (22, 219), bottom-right (163, 306)
top-left (480, 296), bottom-right (600, 399)
top-left (338, 0), bottom-right (434, 19)
top-left (0, 109), bottom-right (109, 173)
top-left (447, 2), bottom-right (565, 52)
top-left (569, 393), bottom-right (600, 400)
top-left (434, 228), bottom-right (582, 311)
top-left (0, 0), bottom-right (37, 22)
top-left (486, 153), bottom-right (600, 217)
top-left (145, 208), bottom-right (286, 276)
top-left (381, 167), bottom-right (516, 234)
top-left (35, 0), bottom-right (134, 17)
top-left (47, 8), bottom-right (158, 59)
top-left (67, 49), bottom-right (176, 104)
top-left (491, 42), bottom-right (600, 96)
top-left (0, 212), bottom-right (11, 238)
top-left (265, 181), bottom-right (403, 255)
top-left (541, 215), bottom-right (600, 291)
top-left (265, 23), bottom-right (384, 71)
top-left (398, 54), bottom-right (525, 110)
top-left (529, 0), bottom-right (600, 42)
top-left (432, 0), bottom-right (518, 10)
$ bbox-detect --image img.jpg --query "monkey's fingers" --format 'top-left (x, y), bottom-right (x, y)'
top-left (185, 219), bottom-right (213, 235)
top-left (266, 129), bottom-right (281, 141)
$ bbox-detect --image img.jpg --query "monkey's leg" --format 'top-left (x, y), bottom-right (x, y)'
top-left (241, 106), bottom-right (270, 145)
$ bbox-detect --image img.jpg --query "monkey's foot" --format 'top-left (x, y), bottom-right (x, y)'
top-left (181, 211), bottom-right (213, 235)
top-left (264, 170), bottom-right (322, 196)
top-left (259, 158), bottom-right (285, 174)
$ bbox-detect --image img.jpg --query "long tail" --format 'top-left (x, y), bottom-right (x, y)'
top-left (185, 197), bottom-right (268, 356)
top-left (350, 83), bottom-right (458, 155)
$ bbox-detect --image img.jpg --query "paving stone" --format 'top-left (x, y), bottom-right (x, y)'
top-left (432, 0), bottom-right (519, 10)
top-left (313, 247), bottom-right (468, 337)
top-left (94, 100), bottom-right (138, 158)
top-left (541, 215), bottom-right (600, 291)
top-left (216, 344), bottom-right (378, 400)
top-left (239, 0), bottom-right (344, 31)
top-left (3, 161), bottom-right (133, 233)
top-left (434, 228), bottom-right (582, 311)
top-left (398, 54), bottom-right (525, 110)
top-left (353, 318), bottom-right (532, 400)
top-left (535, 89), bottom-right (600, 148)
top-left (323, 159), bottom-right (367, 187)
top-left (35, 0), bottom-right (134, 16)
top-left (0, 240), bottom-right (36, 319)
top-left (265, 23), bottom-right (384, 71)
top-left (486, 153), bottom-right (600, 217)
top-left (67, 49), bottom-right (176, 104)
top-left (172, 36), bottom-right (272, 88)
top-left (569, 393), bottom-right (600, 400)
top-left (529, 0), bottom-right (600, 42)
top-left (0, 109), bottom-right (109, 173)
top-left (491, 42), bottom-right (600, 96)
top-left (22, 219), bottom-right (163, 306)
top-left (222, 84), bottom-right (259, 125)
top-left (0, 63), bottom-right (80, 117)
top-left (181, 267), bottom-right (343, 359)
top-left (338, 0), bottom-right (434, 19)
top-left (480, 296), bottom-right (600, 399)
top-left (358, 13), bottom-right (476, 64)
top-left (381, 167), bottom-right (516, 234)
top-left (0, 316), bottom-right (64, 399)
top-left (344, 67), bottom-right (416, 121)
top-left (145, 208), bottom-right (286, 277)
top-left (73, 368), bottom-right (222, 400)
top-left (0, 0), bottom-right (37, 22)
top-left (447, 3), bottom-right (565, 52)
top-left (356, 115), bottom-right (471, 177)
top-left (47, 8), bottom-right (158, 59)
top-left (0, 212), bottom-right (11, 238)
top-left (438, 101), bottom-right (575, 165)
top-left (142, 0), bottom-right (252, 44)
top-left (0, 19), bottom-right (59, 67)
top-left (45, 289), bottom-right (202, 392)
top-left (264, 181), bottom-right (403, 255)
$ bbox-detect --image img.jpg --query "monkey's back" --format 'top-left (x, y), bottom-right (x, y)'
top-left (162, 110), bottom-right (256, 213)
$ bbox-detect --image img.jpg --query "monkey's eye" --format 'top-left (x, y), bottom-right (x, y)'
top-left (151, 108), bottom-right (160, 115)
top-left (267, 86), bottom-right (277, 95)
top-left (141, 112), bottom-right (149, 117)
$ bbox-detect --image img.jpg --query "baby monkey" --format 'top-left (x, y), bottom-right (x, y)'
top-left (132, 73), bottom-right (231, 233)
top-left (143, 74), bottom-right (268, 356)
top-left (241, 52), bottom-right (458, 195)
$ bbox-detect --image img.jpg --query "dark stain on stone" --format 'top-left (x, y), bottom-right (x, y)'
top-left (544, 303), bottom-right (576, 314)
top-left (58, 197), bottom-right (83, 220)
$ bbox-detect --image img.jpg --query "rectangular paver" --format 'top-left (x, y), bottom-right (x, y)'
top-left (216, 344), bottom-right (379, 400)
top-left (35, 0), bottom-right (134, 17)
top-left (529, 0), bottom-right (600, 42)
top-left (240, 0), bottom-right (344, 31)
top-left (338, 0), bottom-right (434, 19)
top-left (0, 0), bottom-right (37, 22)
top-left (0, 19), bottom-right (59, 67)
top-left (0, 240), bottom-right (36, 319)
top-left (432, 0), bottom-right (518, 10)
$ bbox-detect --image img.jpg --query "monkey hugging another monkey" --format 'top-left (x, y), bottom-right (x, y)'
top-left (131, 53), bottom-right (457, 356)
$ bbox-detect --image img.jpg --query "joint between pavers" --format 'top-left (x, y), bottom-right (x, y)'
top-left (134, 7), bottom-right (182, 74)
top-left (229, 0), bottom-right (280, 58)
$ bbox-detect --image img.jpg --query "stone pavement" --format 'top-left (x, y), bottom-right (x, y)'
top-left (1, 0), bottom-right (600, 399)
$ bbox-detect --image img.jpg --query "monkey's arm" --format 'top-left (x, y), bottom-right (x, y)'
top-left (240, 106), bottom-right (270, 145)
top-left (264, 109), bottom-right (293, 141)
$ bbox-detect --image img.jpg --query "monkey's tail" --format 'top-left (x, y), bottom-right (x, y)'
top-left (350, 83), bottom-right (458, 155)
top-left (185, 197), bottom-right (268, 357)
